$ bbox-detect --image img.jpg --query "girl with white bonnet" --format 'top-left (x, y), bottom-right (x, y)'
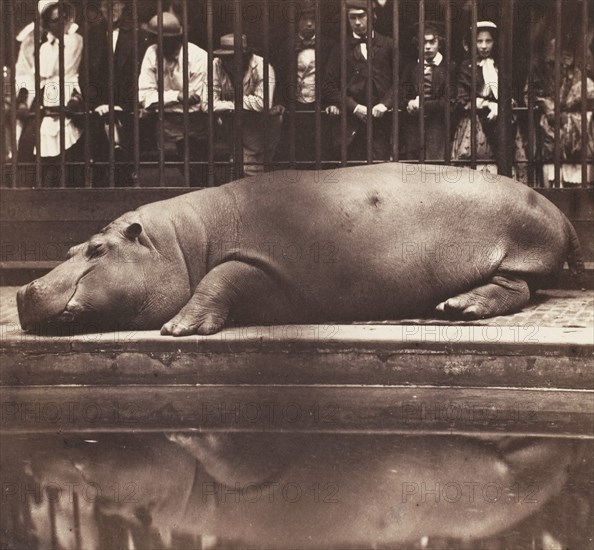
top-left (17, 0), bottom-right (84, 185)
top-left (451, 21), bottom-right (500, 170)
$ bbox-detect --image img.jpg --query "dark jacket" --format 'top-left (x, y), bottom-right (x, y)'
top-left (400, 58), bottom-right (456, 159)
top-left (323, 32), bottom-right (394, 112)
top-left (83, 20), bottom-right (137, 112)
top-left (455, 57), bottom-right (498, 110)
top-left (272, 34), bottom-right (335, 108)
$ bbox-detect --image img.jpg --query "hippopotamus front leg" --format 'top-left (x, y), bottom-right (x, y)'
top-left (161, 261), bottom-right (285, 336)
top-left (436, 273), bottom-right (530, 319)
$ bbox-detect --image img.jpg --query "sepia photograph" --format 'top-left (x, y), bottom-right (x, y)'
top-left (1, 0), bottom-right (593, 548)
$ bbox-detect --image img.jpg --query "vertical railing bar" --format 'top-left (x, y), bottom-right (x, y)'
top-left (8, 0), bottom-right (18, 188)
top-left (58, 0), bottom-right (66, 188)
top-left (340, 1), bottom-right (347, 167)
top-left (82, 0), bottom-right (92, 187)
top-left (527, 2), bottom-right (535, 185)
top-left (233, 0), bottom-right (244, 178)
top-left (580, 0), bottom-right (588, 188)
top-left (417, 0), bottom-right (425, 164)
top-left (314, 0), bottom-right (322, 170)
top-left (263, 0), bottom-right (270, 174)
top-left (288, 1), bottom-right (296, 165)
top-left (497, 0), bottom-right (513, 177)
top-left (73, 491), bottom-right (82, 550)
top-left (48, 488), bottom-right (59, 550)
top-left (392, 0), bottom-right (399, 162)
top-left (365, 0), bottom-right (373, 164)
top-left (470, 0), bottom-right (477, 169)
top-left (207, 0), bottom-right (214, 186)
top-left (35, 8), bottom-right (42, 187)
top-left (444, 0), bottom-right (451, 164)
top-left (0, 1), bottom-right (5, 187)
top-left (157, 0), bottom-right (165, 186)
top-left (107, 0), bottom-right (116, 187)
top-left (132, 0), bottom-right (140, 186)
top-left (182, 0), bottom-right (190, 187)
top-left (553, 0), bottom-right (562, 187)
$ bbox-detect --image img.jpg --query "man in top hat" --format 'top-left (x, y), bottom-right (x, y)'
top-left (83, 0), bottom-right (137, 185)
top-left (323, 0), bottom-right (394, 161)
top-left (138, 11), bottom-right (208, 183)
top-left (400, 20), bottom-right (455, 161)
top-left (272, 0), bottom-right (335, 166)
top-left (210, 33), bottom-right (282, 178)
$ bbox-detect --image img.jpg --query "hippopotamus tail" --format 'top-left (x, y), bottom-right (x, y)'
top-left (565, 215), bottom-right (586, 288)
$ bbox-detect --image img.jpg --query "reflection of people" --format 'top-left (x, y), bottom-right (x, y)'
top-left (400, 21), bottom-right (455, 161)
top-left (528, 37), bottom-right (594, 186)
top-left (210, 34), bottom-right (282, 178)
top-left (85, 0), bottom-right (136, 185)
top-left (272, 0), bottom-right (334, 167)
top-left (138, 11), bottom-right (209, 183)
top-left (451, 21), bottom-right (499, 167)
top-left (17, 1), bottom-right (85, 186)
top-left (323, 0), bottom-right (394, 161)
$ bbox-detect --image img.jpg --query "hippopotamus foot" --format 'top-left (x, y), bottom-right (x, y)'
top-left (435, 273), bottom-right (530, 319)
top-left (161, 261), bottom-right (281, 336)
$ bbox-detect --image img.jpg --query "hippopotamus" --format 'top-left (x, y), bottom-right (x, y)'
top-left (4, 433), bottom-right (586, 548)
top-left (17, 163), bottom-right (584, 334)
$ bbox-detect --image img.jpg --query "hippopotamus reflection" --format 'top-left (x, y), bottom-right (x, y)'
top-left (17, 164), bottom-right (583, 335)
top-left (5, 433), bottom-right (585, 549)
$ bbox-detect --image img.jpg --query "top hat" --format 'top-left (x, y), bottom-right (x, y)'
top-left (142, 12), bottom-right (183, 37)
top-left (346, 0), bottom-right (372, 13)
top-left (213, 34), bottom-right (248, 55)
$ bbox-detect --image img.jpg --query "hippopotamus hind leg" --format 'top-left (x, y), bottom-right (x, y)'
top-left (435, 273), bottom-right (530, 319)
top-left (161, 261), bottom-right (279, 336)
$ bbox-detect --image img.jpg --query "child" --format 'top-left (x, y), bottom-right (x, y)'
top-left (451, 21), bottom-right (499, 169)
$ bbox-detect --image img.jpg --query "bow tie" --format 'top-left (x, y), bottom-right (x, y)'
top-left (352, 35), bottom-right (368, 45)
top-left (295, 38), bottom-right (315, 51)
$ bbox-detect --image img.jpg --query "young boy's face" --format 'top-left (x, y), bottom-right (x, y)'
top-left (423, 34), bottom-right (439, 61)
top-left (298, 14), bottom-right (315, 39)
top-left (348, 10), bottom-right (368, 37)
top-left (100, 1), bottom-right (126, 24)
top-left (476, 30), bottom-right (494, 58)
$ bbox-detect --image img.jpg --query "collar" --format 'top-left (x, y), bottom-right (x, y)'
top-left (352, 31), bottom-right (374, 41)
top-left (298, 33), bottom-right (315, 41)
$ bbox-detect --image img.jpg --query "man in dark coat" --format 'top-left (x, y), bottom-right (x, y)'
top-left (400, 21), bottom-right (455, 161)
top-left (84, 0), bottom-right (137, 185)
top-left (272, 0), bottom-right (335, 167)
top-left (323, 0), bottom-right (394, 161)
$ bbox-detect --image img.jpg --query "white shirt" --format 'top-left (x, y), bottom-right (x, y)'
top-left (139, 42), bottom-right (208, 113)
top-left (210, 54), bottom-right (276, 112)
top-left (111, 28), bottom-right (120, 53)
top-left (353, 31), bottom-right (374, 60)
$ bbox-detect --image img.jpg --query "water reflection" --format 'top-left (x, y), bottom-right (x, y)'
top-left (2, 433), bottom-right (592, 549)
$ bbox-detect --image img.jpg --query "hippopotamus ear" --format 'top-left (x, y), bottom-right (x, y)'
top-left (123, 223), bottom-right (143, 241)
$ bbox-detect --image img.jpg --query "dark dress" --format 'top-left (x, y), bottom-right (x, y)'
top-left (323, 32), bottom-right (394, 161)
top-left (400, 57), bottom-right (455, 161)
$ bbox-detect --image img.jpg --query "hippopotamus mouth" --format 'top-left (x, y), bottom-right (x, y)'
top-left (17, 270), bottom-right (98, 335)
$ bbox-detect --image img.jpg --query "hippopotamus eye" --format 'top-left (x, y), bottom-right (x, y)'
top-left (86, 242), bottom-right (105, 259)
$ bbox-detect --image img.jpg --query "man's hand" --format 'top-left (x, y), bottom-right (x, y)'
top-left (372, 103), bottom-right (388, 118)
top-left (486, 101), bottom-right (498, 121)
top-left (177, 91), bottom-right (201, 105)
top-left (269, 105), bottom-right (286, 116)
top-left (406, 97), bottom-right (419, 114)
top-left (325, 105), bottom-right (340, 116)
top-left (353, 104), bottom-right (367, 121)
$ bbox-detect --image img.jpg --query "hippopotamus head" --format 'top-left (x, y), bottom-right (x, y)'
top-left (17, 215), bottom-right (188, 333)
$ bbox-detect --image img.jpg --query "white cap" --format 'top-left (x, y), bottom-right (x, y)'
top-left (38, 0), bottom-right (59, 16)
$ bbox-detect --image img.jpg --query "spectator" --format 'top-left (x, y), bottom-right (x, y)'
top-left (400, 21), bottom-right (455, 161)
top-left (138, 11), bottom-right (208, 183)
top-left (17, 0), bottom-right (85, 186)
top-left (323, 0), bottom-right (394, 162)
top-left (13, 22), bottom-right (36, 157)
top-left (450, 21), bottom-right (499, 169)
top-left (84, 0), bottom-right (137, 185)
top-left (272, 0), bottom-right (334, 167)
top-left (210, 33), bottom-right (282, 178)
top-left (527, 36), bottom-right (594, 186)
